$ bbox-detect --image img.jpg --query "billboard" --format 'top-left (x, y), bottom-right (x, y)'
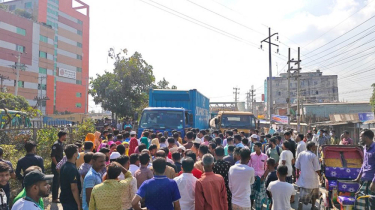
top-left (58, 68), bottom-right (76, 79)
top-left (358, 112), bottom-right (374, 122)
top-left (271, 114), bottom-right (288, 124)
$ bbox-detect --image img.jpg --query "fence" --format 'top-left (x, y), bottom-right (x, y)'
top-left (0, 120), bottom-right (80, 143)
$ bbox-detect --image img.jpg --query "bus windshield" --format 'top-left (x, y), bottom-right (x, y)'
top-left (139, 110), bottom-right (184, 130)
top-left (220, 114), bottom-right (255, 129)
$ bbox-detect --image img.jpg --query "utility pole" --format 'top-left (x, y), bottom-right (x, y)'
top-left (287, 47), bottom-right (302, 131)
top-left (0, 74), bottom-right (10, 92)
top-left (246, 91), bottom-right (250, 111)
top-left (38, 76), bottom-right (47, 123)
top-left (233, 87), bottom-right (240, 109)
top-left (14, 52), bottom-right (21, 96)
top-left (296, 47), bottom-right (301, 132)
top-left (261, 28), bottom-right (278, 127)
top-left (250, 85), bottom-right (256, 113)
top-left (287, 48), bottom-right (291, 128)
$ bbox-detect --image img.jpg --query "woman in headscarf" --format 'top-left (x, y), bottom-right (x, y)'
top-left (93, 131), bottom-right (102, 150)
top-left (85, 133), bottom-right (95, 149)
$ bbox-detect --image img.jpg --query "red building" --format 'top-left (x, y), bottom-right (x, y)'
top-left (0, 0), bottom-right (89, 114)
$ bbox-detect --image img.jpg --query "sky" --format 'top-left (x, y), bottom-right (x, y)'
top-left (74, 0), bottom-right (375, 112)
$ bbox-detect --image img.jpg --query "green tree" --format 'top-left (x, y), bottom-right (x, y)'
top-left (14, 9), bottom-right (33, 19)
top-left (90, 49), bottom-right (155, 117)
top-left (155, 77), bottom-right (177, 89)
top-left (157, 77), bottom-right (170, 89)
top-left (0, 93), bottom-right (39, 128)
top-left (371, 83), bottom-right (375, 113)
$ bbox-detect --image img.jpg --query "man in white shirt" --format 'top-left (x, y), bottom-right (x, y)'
top-left (12, 170), bottom-right (50, 210)
top-left (173, 157), bottom-right (197, 210)
top-left (129, 154), bottom-right (140, 176)
top-left (267, 165), bottom-right (296, 210)
top-left (295, 142), bottom-right (321, 210)
top-left (295, 134), bottom-right (306, 159)
top-left (279, 141), bottom-right (294, 183)
top-left (228, 148), bottom-right (255, 209)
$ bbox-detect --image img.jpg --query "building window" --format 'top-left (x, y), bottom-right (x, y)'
top-left (39, 51), bottom-right (47, 58)
top-left (314, 81), bottom-right (318, 85)
top-left (18, 81), bottom-right (24, 88)
top-left (77, 30), bottom-right (82, 35)
top-left (77, 42), bottom-right (82, 48)
top-left (77, 19), bottom-right (83, 25)
top-left (76, 92), bottom-right (82, 97)
top-left (25, 2), bottom-right (32, 9)
top-left (38, 84), bottom-right (47, 90)
top-left (316, 91), bottom-right (319, 95)
top-left (42, 100), bottom-right (46, 107)
top-left (76, 67), bottom-right (82, 72)
top-left (76, 80), bottom-right (82, 85)
top-left (16, 27), bottom-right (26, 36)
top-left (76, 55), bottom-right (82, 60)
top-left (49, 0), bottom-right (59, 4)
top-left (39, 67), bottom-right (47, 74)
top-left (278, 92), bottom-right (281, 96)
top-left (40, 35), bottom-right (48, 43)
top-left (16, 45), bottom-right (25, 53)
top-left (76, 103), bottom-right (82, 108)
top-left (9, 5), bottom-right (16, 11)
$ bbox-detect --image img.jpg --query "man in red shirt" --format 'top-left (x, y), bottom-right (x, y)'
top-left (128, 131), bottom-right (138, 155)
top-left (195, 154), bottom-right (228, 210)
top-left (177, 151), bottom-right (202, 179)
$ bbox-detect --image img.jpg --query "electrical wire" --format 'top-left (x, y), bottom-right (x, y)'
top-left (184, 0), bottom-right (264, 36)
top-left (303, 0), bottom-right (374, 49)
top-left (305, 43), bottom-right (375, 70)
top-left (303, 27), bottom-right (375, 66)
top-left (138, 0), bottom-right (259, 48)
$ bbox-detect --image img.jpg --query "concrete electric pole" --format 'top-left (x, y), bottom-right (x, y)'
top-left (261, 28), bottom-right (278, 127)
top-left (250, 85), bottom-right (256, 113)
top-left (233, 87), bottom-right (240, 109)
top-left (14, 52), bottom-right (22, 96)
top-left (287, 47), bottom-right (302, 131)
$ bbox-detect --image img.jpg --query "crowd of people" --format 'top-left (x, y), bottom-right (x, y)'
top-left (0, 123), bottom-right (374, 210)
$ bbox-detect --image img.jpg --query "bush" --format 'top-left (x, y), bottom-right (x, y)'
top-left (73, 118), bottom-right (96, 142)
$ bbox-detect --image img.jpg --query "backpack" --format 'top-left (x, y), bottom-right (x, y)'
top-left (266, 146), bottom-right (281, 158)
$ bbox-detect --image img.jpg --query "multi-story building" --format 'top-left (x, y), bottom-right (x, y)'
top-left (0, 0), bottom-right (89, 114)
top-left (264, 70), bottom-right (339, 106)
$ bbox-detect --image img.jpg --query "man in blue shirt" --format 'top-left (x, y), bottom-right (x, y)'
top-left (234, 134), bottom-right (244, 148)
top-left (132, 157), bottom-right (181, 210)
top-left (354, 129), bottom-right (375, 209)
top-left (82, 152), bottom-right (106, 210)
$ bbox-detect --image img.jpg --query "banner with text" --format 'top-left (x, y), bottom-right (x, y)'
top-left (271, 114), bottom-right (289, 124)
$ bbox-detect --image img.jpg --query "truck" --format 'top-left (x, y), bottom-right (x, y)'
top-left (137, 89), bottom-right (210, 137)
top-left (210, 111), bottom-right (257, 136)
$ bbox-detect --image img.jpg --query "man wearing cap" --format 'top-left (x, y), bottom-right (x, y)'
top-left (82, 153), bottom-right (106, 210)
top-left (110, 152), bottom-right (121, 162)
top-left (128, 131), bottom-right (138, 156)
top-left (250, 134), bottom-right (259, 152)
top-left (12, 170), bottom-right (50, 210)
